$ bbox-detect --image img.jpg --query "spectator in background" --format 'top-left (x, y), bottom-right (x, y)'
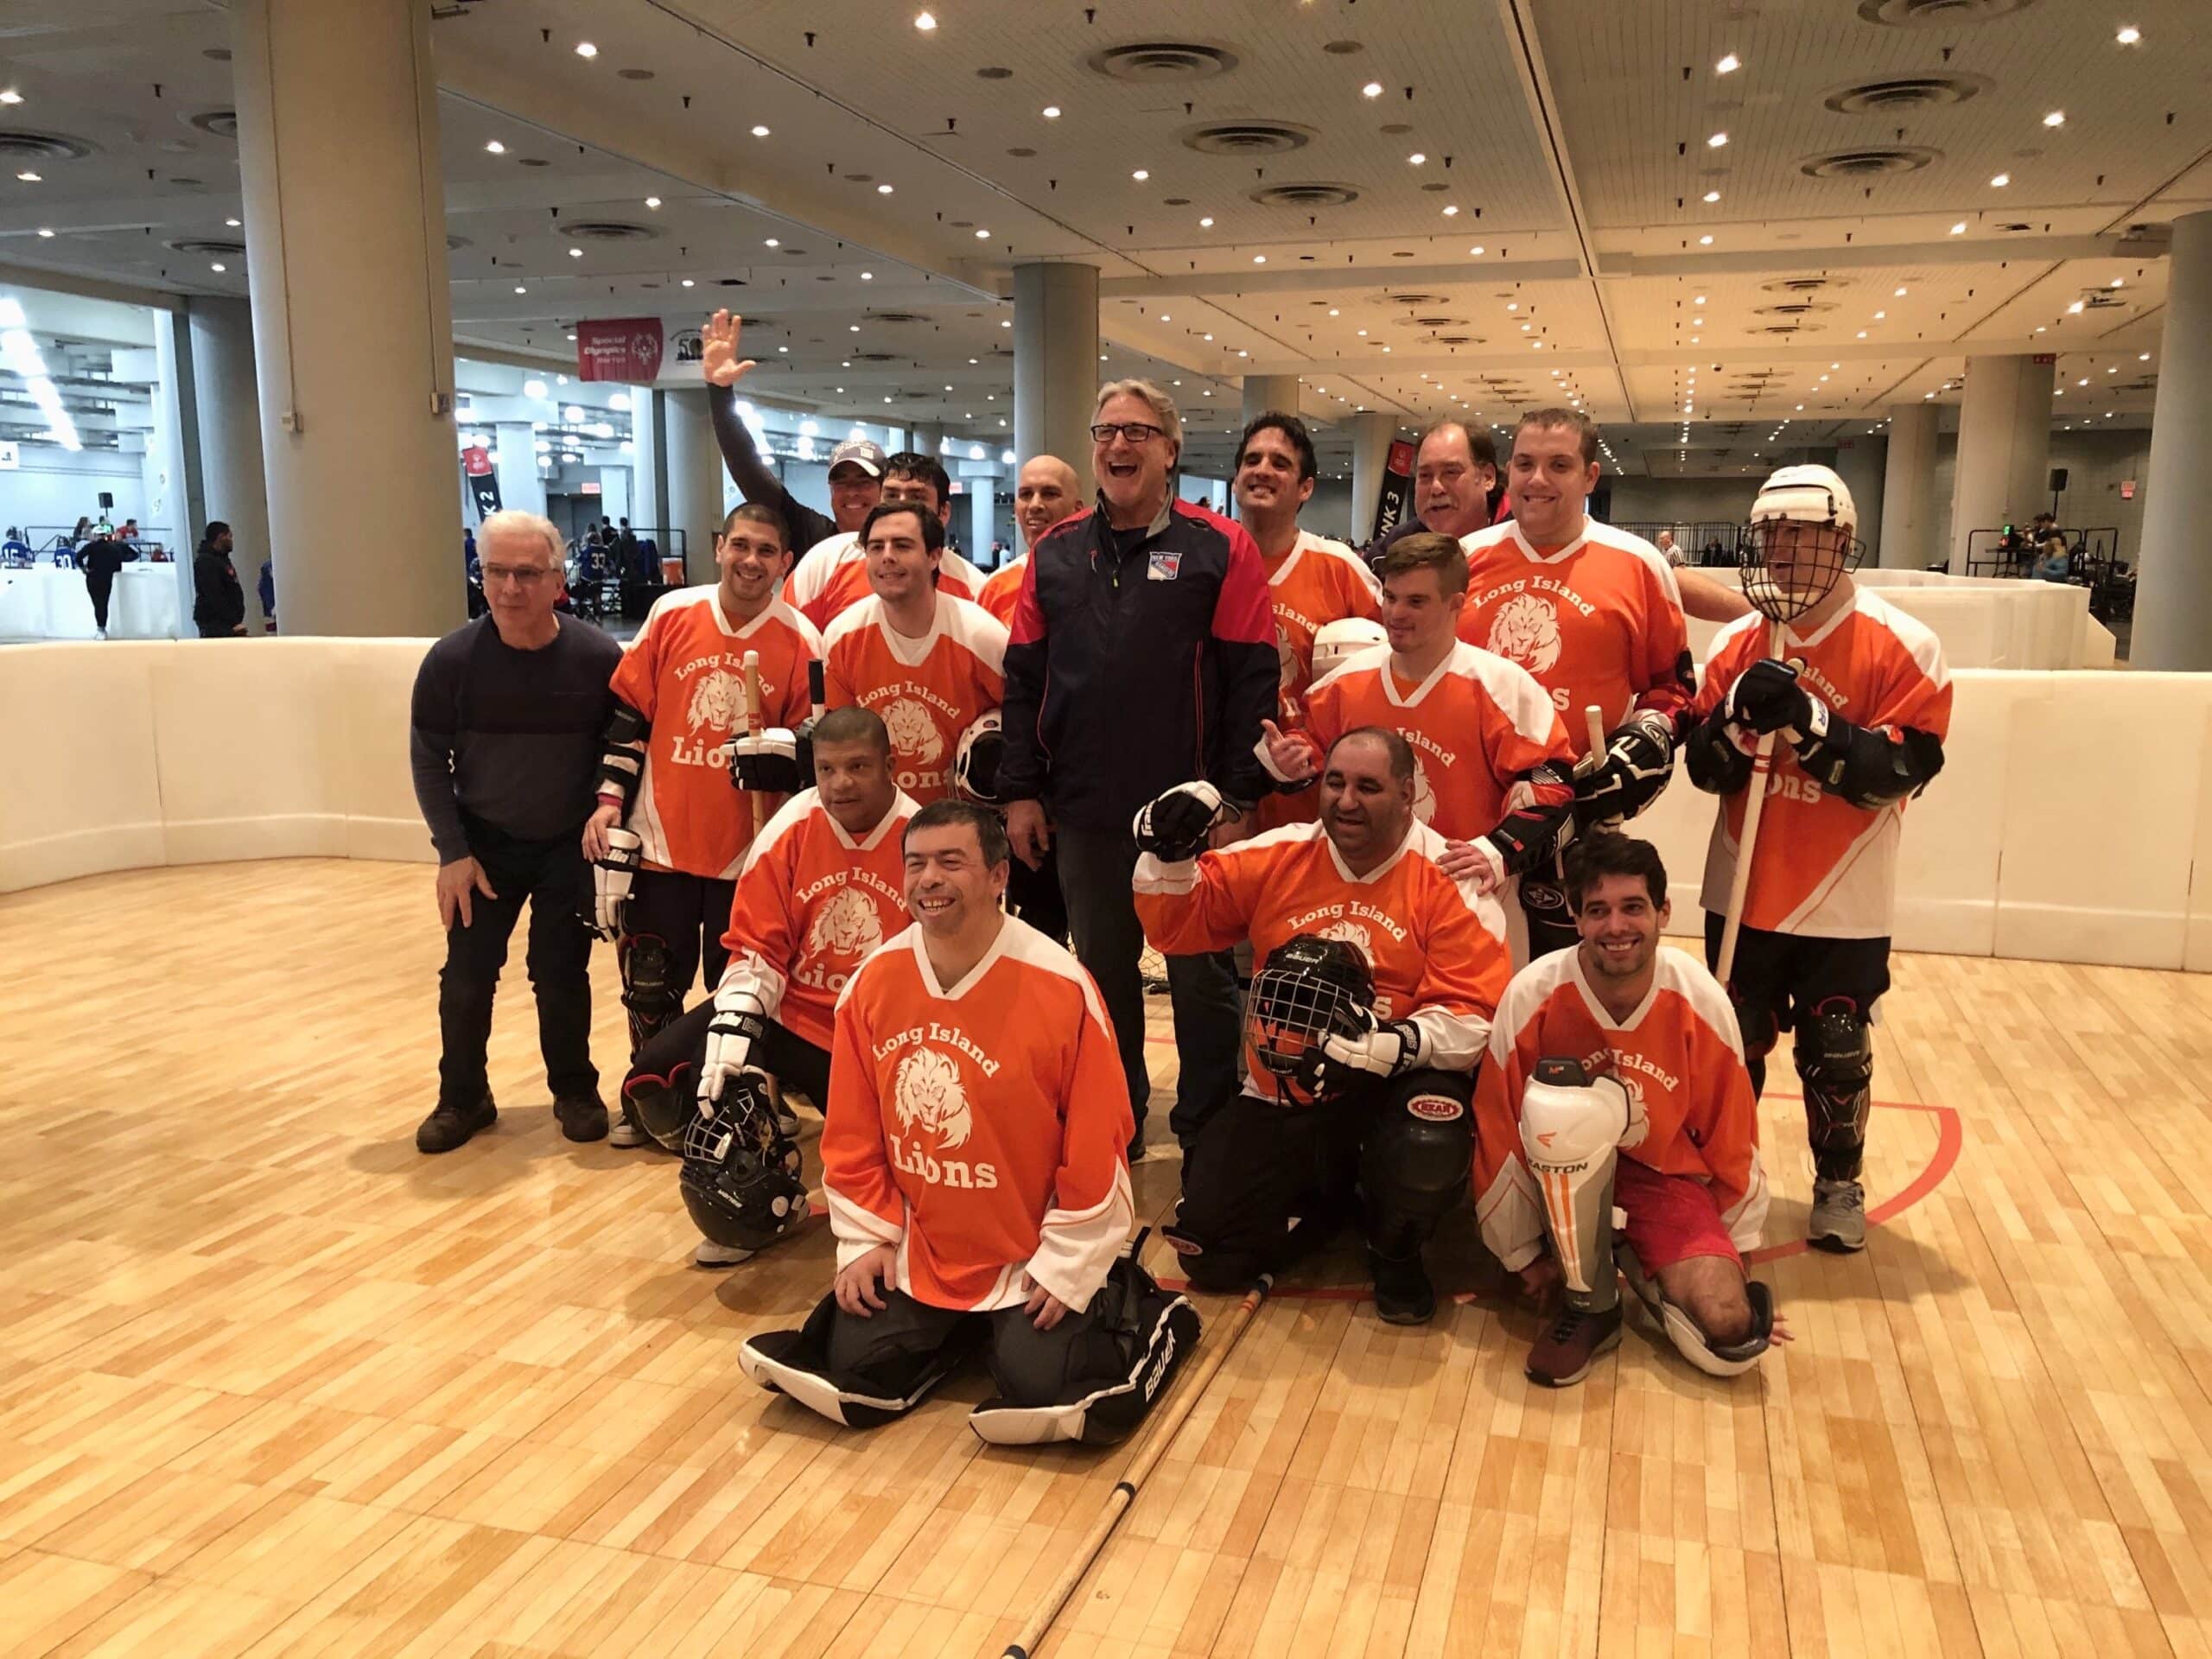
top-left (76, 525), bottom-right (137, 638)
top-left (2, 526), bottom-right (30, 564)
top-left (192, 521), bottom-right (249, 637)
top-left (616, 517), bottom-right (639, 572)
top-left (2033, 532), bottom-right (2073, 582)
top-left (257, 559), bottom-right (275, 630)
top-left (69, 515), bottom-right (92, 547)
top-left (1656, 530), bottom-right (1682, 565)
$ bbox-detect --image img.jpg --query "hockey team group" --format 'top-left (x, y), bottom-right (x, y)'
top-left (412, 309), bottom-right (1952, 1452)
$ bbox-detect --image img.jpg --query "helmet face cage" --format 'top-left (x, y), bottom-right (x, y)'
top-left (1739, 517), bottom-right (1863, 624)
top-left (1243, 935), bottom-right (1376, 1104)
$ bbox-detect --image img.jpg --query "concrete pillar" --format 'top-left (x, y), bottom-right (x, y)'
top-left (493, 422), bottom-right (545, 519)
top-left (1348, 411), bottom-right (1395, 545)
top-left (632, 388), bottom-right (668, 545)
top-left (911, 421), bottom-right (949, 462)
top-left (968, 479), bottom-right (994, 563)
top-left (2133, 209), bottom-right (2212, 670)
top-left (182, 297), bottom-right (270, 628)
top-left (1948, 354), bottom-right (2052, 574)
top-left (1832, 433), bottom-right (1886, 568)
top-left (663, 386), bottom-right (722, 582)
top-left (1879, 403), bottom-right (1940, 570)
top-left (1241, 375), bottom-right (1300, 427)
top-left (232, 0), bottom-right (459, 636)
top-left (1014, 264), bottom-right (1100, 504)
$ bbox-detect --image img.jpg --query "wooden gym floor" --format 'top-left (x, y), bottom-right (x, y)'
top-left (6, 858), bottom-right (2212, 1658)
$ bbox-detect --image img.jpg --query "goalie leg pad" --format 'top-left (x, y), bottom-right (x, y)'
top-left (1521, 1061), bottom-right (1645, 1313)
top-left (739, 1293), bottom-right (976, 1428)
top-left (618, 931), bottom-right (684, 1052)
top-left (1795, 997), bottom-right (1872, 1182)
top-left (1616, 1252), bottom-right (1775, 1378)
top-left (1359, 1071), bottom-right (1474, 1258)
top-left (969, 1257), bottom-right (1203, 1447)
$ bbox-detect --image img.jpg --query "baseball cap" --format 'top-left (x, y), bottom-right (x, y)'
top-left (828, 438), bottom-right (886, 478)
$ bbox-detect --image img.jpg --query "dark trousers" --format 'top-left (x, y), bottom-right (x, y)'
top-left (1054, 822), bottom-right (1241, 1145)
top-left (823, 1288), bottom-right (1120, 1410)
top-left (437, 817), bottom-right (599, 1107)
top-left (625, 996), bottom-right (833, 1112)
top-left (621, 868), bottom-right (738, 997)
top-left (86, 575), bottom-right (112, 631)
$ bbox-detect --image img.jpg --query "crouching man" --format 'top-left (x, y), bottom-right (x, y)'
top-left (739, 802), bottom-right (1198, 1446)
top-left (1472, 833), bottom-right (1790, 1387)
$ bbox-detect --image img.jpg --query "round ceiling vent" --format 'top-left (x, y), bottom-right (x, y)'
top-left (1799, 147), bottom-right (1940, 178)
top-left (1754, 302), bottom-right (1838, 316)
top-left (166, 237), bottom-right (245, 257)
top-left (187, 109), bottom-right (238, 138)
top-left (557, 221), bottom-right (660, 243)
top-left (1419, 334), bottom-right (1485, 348)
top-left (1856, 0), bottom-right (2035, 24)
top-left (447, 235), bottom-right (471, 251)
top-left (1394, 314), bottom-right (1471, 330)
top-left (618, 67), bottom-right (656, 80)
top-left (1761, 276), bottom-right (1850, 296)
top-left (1822, 74), bottom-right (1989, 114)
top-left (1758, 322), bottom-right (1821, 335)
top-left (1246, 181), bottom-right (1358, 208)
top-left (1084, 41), bottom-right (1238, 84)
top-left (1179, 120), bottom-right (1315, 156)
top-left (846, 351), bottom-right (900, 364)
top-left (1375, 289), bottom-right (1451, 309)
top-left (0, 130), bottom-right (94, 163)
top-left (866, 311), bottom-right (930, 325)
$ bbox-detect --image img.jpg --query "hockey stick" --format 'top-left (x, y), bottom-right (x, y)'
top-left (999, 1273), bottom-right (1274, 1659)
top-left (741, 649), bottom-right (766, 838)
top-left (1713, 620), bottom-right (1786, 985)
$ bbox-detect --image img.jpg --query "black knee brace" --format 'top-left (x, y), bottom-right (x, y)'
top-left (619, 932), bottom-right (683, 1053)
top-left (1360, 1071), bottom-right (1474, 1257)
top-left (1795, 996), bottom-right (1872, 1181)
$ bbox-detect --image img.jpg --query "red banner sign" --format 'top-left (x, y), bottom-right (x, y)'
top-left (575, 318), bottom-right (665, 383)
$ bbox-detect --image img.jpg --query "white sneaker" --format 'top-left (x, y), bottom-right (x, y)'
top-left (772, 1099), bottom-right (799, 1138)
top-left (694, 1238), bottom-right (753, 1268)
top-left (608, 1114), bottom-right (647, 1148)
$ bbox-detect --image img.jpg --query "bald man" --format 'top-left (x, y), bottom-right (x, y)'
top-left (978, 455), bottom-right (1080, 621)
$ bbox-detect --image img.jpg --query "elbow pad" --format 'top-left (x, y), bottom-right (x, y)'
top-left (597, 701), bottom-right (650, 804)
top-left (1795, 720), bottom-right (1944, 810)
top-left (1685, 710), bottom-right (1754, 797)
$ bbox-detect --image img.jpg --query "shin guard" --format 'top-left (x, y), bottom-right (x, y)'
top-left (618, 932), bottom-right (683, 1055)
top-left (1795, 998), bottom-right (1872, 1182)
top-left (1519, 1058), bottom-right (1648, 1314)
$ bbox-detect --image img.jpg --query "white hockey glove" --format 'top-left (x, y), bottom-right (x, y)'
top-left (1317, 1007), bottom-right (1427, 1089)
top-left (590, 826), bottom-right (643, 939)
top-left (698, 981), bottom-right (770, 1111)
top-left (731, 728), bottom-right (804, 794)
top-left (1132, 779), bottom-right (1237, 861)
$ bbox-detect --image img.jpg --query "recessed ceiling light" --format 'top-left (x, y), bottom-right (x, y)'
top-left (568, 247), bottom-right (583, 257)
top-left (765, 237), bottom-right (779, 246)
top-left (1253, 254), bottom-right (1266, 264)
top-left (1204, 333), bottom-right (1213, 340)
top-left (751, 125), bottom-right (771, 138)
top-left (226, 217), bottom-right (242, 228)
top-left (1707, 131), bottom-right (1728, 148)
top-left (2116, 24), bottom-right (2141, 45)
top-left (210, 262), bottom-right (226, 272)
top-left (1469, 245), bottom-right (1484, 256)
top-left (1132, 168), bottom-right (1149, 181)
top-left (1362, 81), bottom-right (1383, 98)
top-left (1199, 215), bottom-right (1214, 227)
top-left (1693, 294), bottom-right (1706, 304)
top-left (2068, 300), bottom-right (2084, 313)
top-left (914, 10), bottom-right (938, 29)
top-left (1702, 190), bottom-right (1721, 203)
top-left (35, 226), bottom-right (52, 237)
top-left (1895, 286), bottom-right (1909, 296)
top-left (1406, 152), bottom-right (1427, 166)
top-left (877, 183), bottom-right (894, 194)
top-left (1715, 53), bottom-right (1741, 74)
top-left (1874, 309), bottom-right (1886, 319)
top-left (860, 270), bottom-right (873, 280)
top-left (682, 277), bottom-right (695, 288)
top-left (2110, 276), bottom-right (2124, 288)
top-left (1949, 220), bottom-right (1966, 234)
top-left (1506, 302), bottom-right (1518, 311)
top-left (1990, 172), bottom-right (2011, 187)
top-left (1042, 105), bottom-right (1061, 118)
top-left (484, 140), bottom-right (505, 155)
top-left (0, 90), bottom-right (19, 105)
top-left (513, 284), bottom-right (526, 294)
top-left (1699, 234), bottom-right (1713, 245)
top-left (644, 195), bottom-right (662, 208)
top-left (975, 227), bottom-right (991, 238)
top-left (2043, 110), bottom-right (2066, 127)
top-left (1442, 205), bottom-right (1459, 216)
top-left (574, 41), bottom-right (598, 58)
top-left (1693, 316), bottom-right (1703, 325)
top-left (2140, 351), bottom-right (2152, 360)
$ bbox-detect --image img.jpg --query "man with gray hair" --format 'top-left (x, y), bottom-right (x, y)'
top-left (409, 510), bottom-right (624, 1154)
top-left (1000, 379), bottom-right (1278, 1155)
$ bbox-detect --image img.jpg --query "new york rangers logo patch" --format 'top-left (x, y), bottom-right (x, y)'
top-left (1147, 552), bottom-right (1182, 581)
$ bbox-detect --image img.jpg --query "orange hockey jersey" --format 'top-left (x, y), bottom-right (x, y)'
top-left (823, 917), bottom-right (1136, 1313)
top-left (1694, 588), bottom-right (1952, 938)
top-left (607, 587), bottom-right (820, 877)
top-left (1454, 518), bottom-right (1693, 752)
top-left (1255, 531), bottom-right (1385, 831)
top-left (1301, 640), bottom-right (1573, 842)
top-left (1471, 945), bottom-right (1769, 1274)
top-left (717, 787), bottom-right (919, 1052)
top-left (822, 594), bottom-right (1007, 804)
top-left (1134, 819), bottom-right (1511, 1099)
top-left (783, 530), bottom-right (985, 632)
top-left (976, 554), bottom-right (1027, 626)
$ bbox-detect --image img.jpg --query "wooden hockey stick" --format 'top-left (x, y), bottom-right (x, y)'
top-left (999, 1274), bottom-right (1274, 1659)
top-left (741, 649), bottom-right (766, 837)
top-left (1713, 621), bottom-right (1787, 985)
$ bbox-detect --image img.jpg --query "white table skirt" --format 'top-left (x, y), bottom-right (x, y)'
top-left (0, 564), bottom-right (181, 639)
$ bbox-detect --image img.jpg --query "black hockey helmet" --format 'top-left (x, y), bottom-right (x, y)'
top-left (1243, 932), bottom-right (1376, 1105)
top-left (678, 1077), bottom-right (810, 1254)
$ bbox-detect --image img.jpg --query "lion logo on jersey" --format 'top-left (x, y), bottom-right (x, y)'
top-left (880, 697), bottom-right (944, 765)
top-left (893, 1047), bottom-right (973, 1150)
top-left (687, 666), bottom-right (747, 734)
top-left (1411, 751), bottom-right (1437, 823)
top-left (1274, 623), bottom-right (1299, 694)
top-left (1317, 918), bottom-right (1375, 963)
top-left (806, 886), bottom-right (883, 960)
top-left (1486, 593), bottom-right (1561, 676)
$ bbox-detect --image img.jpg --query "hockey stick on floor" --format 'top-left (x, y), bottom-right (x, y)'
top-left (998, 1273), bottom-right (1274, 1659)
top-left (1713, 620), bottom-right (1787, 985)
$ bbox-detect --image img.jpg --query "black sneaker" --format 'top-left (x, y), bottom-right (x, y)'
top-left (416, 1093), bottom-right (496, 1154)
top-left (1525, 1304), bottom-right (1624, 1388)
top-left (1369, 1248), bottom-right (1436, 1325)
top-left (555, 1093), bottom-right (608, 1143)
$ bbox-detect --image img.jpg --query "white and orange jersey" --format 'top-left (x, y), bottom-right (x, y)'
top-left (1255, 531), bottom-right (1385, 831)
top-left (716, 787), bottom-right (918, 1052)
top-left (1455, 518), bottom-right (1693, 750)
top-left (823, 916), bottom-right (1135, 1313)
top-left (1301, 640), bottom-right (1573, 843)
top-left (1471, 945), bottom-right (1768, 1274)
top-left (608, 586), bottom-right (820, 877)
top-left (783, 530), bottom-right (985, 633)
top-left (1135, 819), bottom-right (1511, 1100)
top-left (1694, 587), bottom-right (1952, 938)
top-left (822, 594), bottom-right (1007, 804)
top-left (976, 554), bottom-right (1027, 626)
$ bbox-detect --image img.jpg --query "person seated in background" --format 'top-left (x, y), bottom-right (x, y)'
top-left (2032, 532), bottom-right (2073, 582)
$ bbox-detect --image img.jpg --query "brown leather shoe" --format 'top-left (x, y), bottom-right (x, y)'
top-left (1525, 1304), bottom-right (1623, 1388)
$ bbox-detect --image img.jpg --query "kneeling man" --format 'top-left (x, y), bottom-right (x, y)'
top-left (739, 802), bottom-right (1197, 1446)
top-left (1134, 728), bottom-right (1511, 1323)
top-left (1472, 833), bottom-right (1785, 1387)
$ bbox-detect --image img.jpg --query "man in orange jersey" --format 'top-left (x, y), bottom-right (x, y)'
top-left (785, 450), bottom-right (987, 632)
top-left (821, 501), bottom-right (1007, 805)
top-left (1684, 465), bottom-right (1949, 1252)
top-left (1134, 728), bottom-right (1512, 1324)
top-left (976, 454), bottom-right (1080, 625)
top-left (1456, 408), bottom-right (1697, 958)
top-left (738, 802), bottom-right (1198, 1446)
top-left (1472, 834), bottom-right (1785, 1386)
top-left (1259, 531), bottom-right (1575, 895)
top-left (619, 708), bottom-right (918, 1264)
top-left (586, 502), bottom-right (821, 1122)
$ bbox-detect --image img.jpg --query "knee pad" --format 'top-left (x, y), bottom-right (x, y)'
top-left (677, 1076), bottom-right (809, 1255)
top-left (1361, 1075), bottom-right (1474, 1249)
top-left (619, 1061), bottom-right (693, 1154)
top-left (619, 933), bottom-right (683, 1048)
top-left (1795, 997), bottom-right (1872, 1179)
top-left (739, 1294), bottom-right (965, 1428)
top-left (1617, 1254), bottom-right (1775, 1378)
top-left (969, 1257), bottom-right (1203, 1447)
top-left (1520, 1058), bottom-right (1648, 1312)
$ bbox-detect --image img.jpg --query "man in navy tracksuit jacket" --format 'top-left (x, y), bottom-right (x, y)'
top-left (1001, 380), bottom-right (1279, 1154)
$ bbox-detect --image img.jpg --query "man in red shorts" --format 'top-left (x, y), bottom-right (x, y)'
top-left (1471, 832), bottom-right (1790, 1385)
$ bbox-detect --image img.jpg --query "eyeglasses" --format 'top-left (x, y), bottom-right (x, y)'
top-left (480, 563), bottom-right (554, 586)
top-left (1090, 421), bottom-right (1166, 444)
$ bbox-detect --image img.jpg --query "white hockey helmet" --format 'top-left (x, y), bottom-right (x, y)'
top-left (1751, 463), bottom-right (1857, 536)
top-left (953, 710), bottom-right (1003, 804)
top-left (1310, 616), bottom-right (1389, 681)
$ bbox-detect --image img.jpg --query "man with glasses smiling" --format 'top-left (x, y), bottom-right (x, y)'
top-left (1000, 380), bottom-right (1278, 1157)
top-left (409, 511), bottom-right (623, 1154)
